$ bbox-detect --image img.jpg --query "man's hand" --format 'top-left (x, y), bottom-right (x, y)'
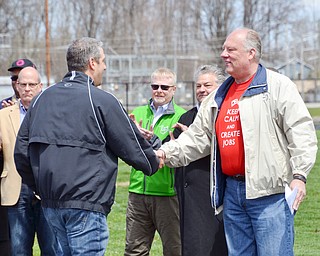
top-left (155, 149), bottom-right (166, 169)
top-left (129, 114), bottom-right (154, 140)
top-left (290, 179), bottom-right (306, 212)
top-left (169, 122), bottom-right (189, 140)
top-left (172, 122), bottom-right (188, 132)
top-left (1, 100), bottom-right (15, 108)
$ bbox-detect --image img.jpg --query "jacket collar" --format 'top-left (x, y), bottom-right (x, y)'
top-left (62, 71), bottom-right (94, 86)
top-left (148, 98), bottom-right (176, 115)
top-left (214, 64), bottom-right (268, 108)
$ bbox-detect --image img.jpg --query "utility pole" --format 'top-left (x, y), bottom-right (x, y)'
top-left (45, 0), bottom-right (51, 87)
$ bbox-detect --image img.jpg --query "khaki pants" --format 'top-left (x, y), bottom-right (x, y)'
top-left (125, 192), bottom-right (181, 256)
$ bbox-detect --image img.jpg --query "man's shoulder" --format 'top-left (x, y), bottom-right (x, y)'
top-left (132, 104), bottom-right (149, 113)
top-left (172, 102), bottom-right (186, 114)
top-left (178, 107), bottom-right (197, 125)
top-left (0, 104), bottom-right (18, 126)
top-left (0, 103), bottom-right (18, 116)
top-left (266, 68), bottom-right (292, 84)
top-left (201, 90), bottom-right (216, 107)
top-left (182, 106), bottom-right (197, 116)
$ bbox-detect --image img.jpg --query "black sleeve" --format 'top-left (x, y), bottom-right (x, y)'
top-left (149, 134), bottom-right (162, 150)
top-left (98, 97), bottom-right (159, 176)
top-left (14, 111), bottom-right (36, 190)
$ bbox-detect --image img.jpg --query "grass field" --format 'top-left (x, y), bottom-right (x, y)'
top-left (31, 121), bottom-right (320, 255)
top-left (105, 133), bottom-right (320, 256)
top-left (308, 107), bottom-right (320, 117)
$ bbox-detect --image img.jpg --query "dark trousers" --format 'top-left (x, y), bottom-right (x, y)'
top-left (0, 205), bottom-right (11, 256)
top-left (175, 165), bottom-right (228, 256)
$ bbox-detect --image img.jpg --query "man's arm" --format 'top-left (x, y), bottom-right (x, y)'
top-left (100, 97), bottom-right (159, 175)
top-left (276, 75), bottom-right (318, 211)
top-left (157, 105), bottom-right (212, 168)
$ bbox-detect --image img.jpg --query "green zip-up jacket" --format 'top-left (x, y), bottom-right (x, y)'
top-left (128, 99), bottom-right (186, 196)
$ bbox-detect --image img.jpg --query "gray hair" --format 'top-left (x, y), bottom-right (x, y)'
top-left (66, 37), bottom-right (103, 72)
top-left (194, 65), bottom-right (225, 85)
top-left (151, 67), bottom-right (177, 85)
top-left (244, 29), bottom-right (262, 61)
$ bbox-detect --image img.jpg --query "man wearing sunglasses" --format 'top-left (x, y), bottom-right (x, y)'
top-left (125, 67), bottom-right (185, 256)
top-left (0, 59), bottom-right (36, 109)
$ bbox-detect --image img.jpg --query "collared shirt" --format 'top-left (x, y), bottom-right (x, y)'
top-left (19, 101), bottom-right (28, 125)
top-left (150, 101), bottom-right (170, 127)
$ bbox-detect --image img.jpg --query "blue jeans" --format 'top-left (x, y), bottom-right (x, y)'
top-left (223, 177), bottom-right (294, 256)
top-left (7, 183), bottom-right (61, 256)
top-left (43, 207), bottom-right (109, 256)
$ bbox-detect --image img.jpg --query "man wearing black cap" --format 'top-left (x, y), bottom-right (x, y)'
top-left (0, 58), bottom-right (36, 109)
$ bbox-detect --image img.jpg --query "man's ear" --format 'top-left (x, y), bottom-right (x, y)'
top-left (249, 48), bottom-right (256, 60)
top-left (88, 57), bottom-right (95, 71)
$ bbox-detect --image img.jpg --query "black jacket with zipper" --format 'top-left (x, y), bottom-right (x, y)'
top-left (14, 71), bottom-right (159, 215)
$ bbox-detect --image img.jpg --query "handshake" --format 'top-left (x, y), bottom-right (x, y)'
top-left (130, 113), bottom-right (189, 170)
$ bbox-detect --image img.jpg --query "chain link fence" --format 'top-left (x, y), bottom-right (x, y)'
top-left (101, 81), bottom-right (197, 112)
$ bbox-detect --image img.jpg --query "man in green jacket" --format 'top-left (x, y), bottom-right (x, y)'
top-left (125, 67), bottom-right (185, 256)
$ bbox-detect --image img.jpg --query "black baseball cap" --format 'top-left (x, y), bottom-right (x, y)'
top-left (8, 58), bottom-right (37, 71)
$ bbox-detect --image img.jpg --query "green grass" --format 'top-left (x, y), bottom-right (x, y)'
top-left (33, 130), bottom-right (320, 256)
top-left (308, 107), bottom-right (320, 117)
top-left (293, 130), bottom-right (320, 255)
top-left (105, 163), bottom-right (162, 255)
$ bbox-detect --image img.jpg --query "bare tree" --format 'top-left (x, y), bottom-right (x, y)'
top-left (0, 0), bottom-right (318, 80)
top-left (199, 0), bottom-right (234, 66)
top-left (0, 0), bottom-right (12, 33)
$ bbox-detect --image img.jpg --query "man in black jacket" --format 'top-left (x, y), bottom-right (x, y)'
top-left (14, 37), bottom-right (159, 256)
top-left (172, 65), bottom-right (228, 256)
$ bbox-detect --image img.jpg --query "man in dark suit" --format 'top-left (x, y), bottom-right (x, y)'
top-left (172, 65), bottom-right (228, 256)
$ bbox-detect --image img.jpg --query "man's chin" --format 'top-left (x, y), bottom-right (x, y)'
top-left (197, 95), bottom-right (206, 102)
top-left (93, 82), bottom-right (102, 87)
top-left (153, 98), bottom-right (165, 104)
top-left (225, 65), bottom-right (233, 74)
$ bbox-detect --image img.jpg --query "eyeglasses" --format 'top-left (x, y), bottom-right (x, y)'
top-left (17, 82), bottom-right (40, 88)
top-left (11, 75), bottom-right (18, 81)
top-left (150, 84), bottom-right (173, 91)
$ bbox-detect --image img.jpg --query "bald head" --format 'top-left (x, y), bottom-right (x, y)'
top-left (221, 28), bottom-right (261, 83)
top-left (18, 67), bottom-right (40, 81)
top-left (17, 67), bottom-right (43, 108)
top-left (227, 28), bottom-right (262, 61)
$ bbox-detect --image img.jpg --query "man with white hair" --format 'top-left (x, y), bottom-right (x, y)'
top-left (157, 28), bottom-right (317, 256)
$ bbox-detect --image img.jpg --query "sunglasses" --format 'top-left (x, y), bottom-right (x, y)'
top-left (150, 84), bottom-right (173, 91)
top-left (11, 75), bottom-right (18, 81)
